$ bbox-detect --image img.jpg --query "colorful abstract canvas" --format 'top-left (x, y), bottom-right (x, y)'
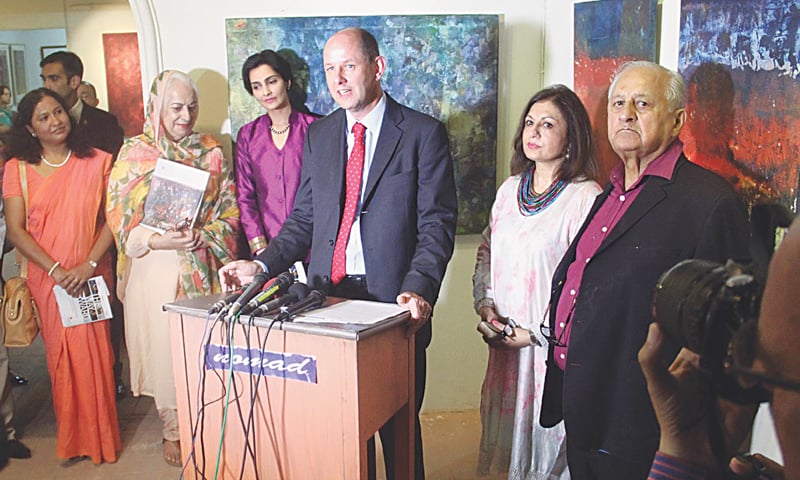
top-left (226, 15), bottom-right (499, 234)
top-left (574, 0), bottom-right (658, 181)
top-left (680, 0), bottom-right (800, 211)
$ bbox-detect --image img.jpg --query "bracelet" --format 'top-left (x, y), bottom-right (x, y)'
top-left (48, 261), bottom-right (60, 277)
top-left (147, 234), bottom-right (159, 251)
top-left (88, 259), bottom-right (98, 269)
top-left (474, 297), bottom-right (495, 314)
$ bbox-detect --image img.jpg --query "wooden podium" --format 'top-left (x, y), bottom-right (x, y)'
top-left (165, 296), bottom-right (414, 479)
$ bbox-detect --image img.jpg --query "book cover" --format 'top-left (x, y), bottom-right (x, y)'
top-left (141, 158), bottom-right (210, 233)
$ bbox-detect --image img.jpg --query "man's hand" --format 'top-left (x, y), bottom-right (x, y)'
top-left (397, 291), bottom-right (431, 336)
top-left (218, 260), bottom-right (262, 291)
top-left (638, 322), bottom-right (758, 470)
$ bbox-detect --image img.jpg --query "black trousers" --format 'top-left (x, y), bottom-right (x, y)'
top-left (332, 276), bottom-right (427, 480)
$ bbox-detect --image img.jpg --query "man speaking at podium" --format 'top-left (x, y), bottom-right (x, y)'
top-left (219, 27), bottom-right (458, 480)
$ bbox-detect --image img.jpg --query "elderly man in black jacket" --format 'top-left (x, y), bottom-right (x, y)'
top-left (539, 61), bottom-right (750, 479)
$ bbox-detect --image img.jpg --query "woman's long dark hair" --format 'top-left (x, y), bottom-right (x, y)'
top-left (5, 88), bottom-right (92, 164)
top-left (510, 84), bottom-right (599, 182)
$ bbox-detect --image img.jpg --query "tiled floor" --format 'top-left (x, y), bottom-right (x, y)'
top-left (2, 336), bottom-right (505, 479)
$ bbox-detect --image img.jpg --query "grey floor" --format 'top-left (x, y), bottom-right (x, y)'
top-left (2, 335), bottom-right (503, 479)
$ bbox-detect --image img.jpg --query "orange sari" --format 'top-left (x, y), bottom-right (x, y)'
top-left (2, 150), bottom-right (120, 464)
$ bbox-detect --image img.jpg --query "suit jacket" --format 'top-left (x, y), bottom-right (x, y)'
top-left (257, 94), bottom-right (458, 346)
top-left (539, 155), bottom-right (750, 472)
top-left (78, 102), bottom-right (124, 158)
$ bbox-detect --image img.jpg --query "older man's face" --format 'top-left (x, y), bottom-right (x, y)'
top-left (607, 66), bottom-right (684, 164)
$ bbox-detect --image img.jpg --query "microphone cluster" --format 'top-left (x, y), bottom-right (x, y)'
top-left (214, 270), bottom-right (327, 322)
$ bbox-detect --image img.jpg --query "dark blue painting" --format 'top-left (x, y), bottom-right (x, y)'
top-left (226, 15), bottom-right (500, 234)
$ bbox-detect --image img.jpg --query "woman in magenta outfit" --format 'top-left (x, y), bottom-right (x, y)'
top-left (235, 50), bottom-right (317, 257)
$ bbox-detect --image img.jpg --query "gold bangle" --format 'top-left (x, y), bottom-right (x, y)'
top-left (148, 234), bottom-right (159, 251)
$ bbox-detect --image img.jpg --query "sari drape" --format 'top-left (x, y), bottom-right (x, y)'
top-left (105, 70), bottom-right (239, 414)
top-left (2, 150), bottom-right (120, 464)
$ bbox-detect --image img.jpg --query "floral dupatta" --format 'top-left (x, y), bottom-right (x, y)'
top-left (106, 70), bottom-right (239, 299)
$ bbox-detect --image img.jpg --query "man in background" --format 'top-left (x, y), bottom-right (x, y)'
top-left (40, 51), bottom-right (123, 158)
top-left (77, 81), bottom-right (100, 108)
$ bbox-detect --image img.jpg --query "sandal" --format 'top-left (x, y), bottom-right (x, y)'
top-left (162, 439), bottom-right (181, 467)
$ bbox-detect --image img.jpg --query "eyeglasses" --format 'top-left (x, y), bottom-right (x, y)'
top-left (724, 319), bottom-right (800, 393)
top-left (539, 303), bottom-right (570, 348)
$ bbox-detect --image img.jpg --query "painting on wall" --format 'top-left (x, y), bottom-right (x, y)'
top-left (11, 45), bottom-right (26, 103)
top-left (574, 0), bottom-right (658, 182)
top-left (0, 45), bottom-right (11, 101)
top-left (225, 15), bottom-right (500, 234)
top-left (103, 32), bottom-right (145, 138)
top-left (680, 0), bottom-right (800, 212)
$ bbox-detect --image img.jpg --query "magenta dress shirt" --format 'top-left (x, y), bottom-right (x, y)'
top-left (553, 140), bottom-right (684, 369)
top-left (235, 110), bottom-right (317, 256)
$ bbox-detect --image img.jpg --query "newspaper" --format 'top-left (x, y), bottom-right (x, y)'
top-left (53, 276), bottom-right (113, 327)
top-left (141, 158), bottom-right (210, 233)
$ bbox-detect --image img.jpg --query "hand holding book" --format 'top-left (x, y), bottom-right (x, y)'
top-left (148, 227), bottom-right (208, 252)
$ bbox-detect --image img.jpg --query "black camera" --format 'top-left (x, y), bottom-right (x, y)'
top-left (652, 259), bottom-right (769, 404)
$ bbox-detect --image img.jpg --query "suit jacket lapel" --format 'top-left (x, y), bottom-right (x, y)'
top-left (324, 109), bottom-right (348, 218)
top-left (362, 95), bottom-right (402, 205)
top-left (597, 160), bottom-right (682, 253)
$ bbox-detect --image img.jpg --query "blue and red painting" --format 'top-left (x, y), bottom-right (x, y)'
top-left (574, 0), bottom-right (658, 182)
top-left (680, 0), bottom-right (800, 211)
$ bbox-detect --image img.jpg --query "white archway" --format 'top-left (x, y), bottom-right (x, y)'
top-left (128, 0), bottom-right (162, 104)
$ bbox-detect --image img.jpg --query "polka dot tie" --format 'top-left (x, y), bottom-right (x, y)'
top-left (331, 122), bottom-right (366, 285)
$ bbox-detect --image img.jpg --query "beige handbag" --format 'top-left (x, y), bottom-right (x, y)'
top-left (2, 163), bottom-right (41, 347)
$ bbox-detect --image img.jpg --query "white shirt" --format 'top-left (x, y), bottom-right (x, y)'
top-left (342, 93), bottom-right (387, 275)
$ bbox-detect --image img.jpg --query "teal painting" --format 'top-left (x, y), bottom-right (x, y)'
top-left (226, 15), bottom-right (500, 234)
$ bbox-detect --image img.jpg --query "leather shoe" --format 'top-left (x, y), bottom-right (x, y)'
top-left (8, 439), bottom-right (31, 459)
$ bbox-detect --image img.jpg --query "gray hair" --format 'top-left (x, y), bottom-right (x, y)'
top-left (608, 61), bottom-right (686, 112)
top-left (164, 70), bottom-right (199, 100)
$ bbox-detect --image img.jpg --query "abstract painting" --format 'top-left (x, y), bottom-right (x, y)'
top-left (226, 15), bottom-right (499, 234)
top-left (103, 32), bottom-right (145, 138)
top-left (680, 0), bottom-right (800, 211)
top-left (574, 0), bottom-right (658, 182)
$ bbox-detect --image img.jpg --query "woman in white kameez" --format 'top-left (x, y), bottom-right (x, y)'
top-left (473, 85), bottom-right (601, 480)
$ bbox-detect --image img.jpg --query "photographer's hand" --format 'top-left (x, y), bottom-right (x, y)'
top-left (639, 323), bottom-right (759, 472)
top-left (730, 453), bottom-right (784, 479)
top-left (639, 322), bottom-right (717, 468)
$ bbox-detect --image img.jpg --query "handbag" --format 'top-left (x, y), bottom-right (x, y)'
top-left (2, 162), bottom-right (41, 347)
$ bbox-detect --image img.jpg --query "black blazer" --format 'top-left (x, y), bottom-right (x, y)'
top-left (78, 102), bottom-right (124, 159)
top-left (539, 155), bottom-right (750, 471)
top-left (257, 95), bottom-right (458, 346)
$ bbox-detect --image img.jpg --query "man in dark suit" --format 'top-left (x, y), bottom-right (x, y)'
top-left (40, 51), bottom-right (123, 158)
top-left (40, 51), bottom-right (127, 398)
top-left (538, 61), bottom-right (750, 478)
top-left (220, 27), bottom-right (458, 479)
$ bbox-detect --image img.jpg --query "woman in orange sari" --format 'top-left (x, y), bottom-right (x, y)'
top-left (2, 88), bottom-right (120, 465)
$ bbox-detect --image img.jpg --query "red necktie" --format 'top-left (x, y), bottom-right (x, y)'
top-left (331, 122), bottom-right (366, 285)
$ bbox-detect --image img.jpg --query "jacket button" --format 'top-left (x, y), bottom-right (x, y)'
top-left (323, 275), bottom-right (329, 283)
top-left (329, 239), bottom-right (334, 246)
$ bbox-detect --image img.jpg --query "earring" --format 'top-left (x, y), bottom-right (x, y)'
top-left (30, 132), bottom-right (36, 138)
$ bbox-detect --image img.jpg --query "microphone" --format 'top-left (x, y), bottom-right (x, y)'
top-left (209, 285), bottom-right (248, 314)
top-left (250, 282), bottom-right (310, 317)
top-left (239, 271), bottom-right (295, 316)
top-left (275, 289), bottom-right (326, 322)
top-left (226, 272), bottom-right (270, 320)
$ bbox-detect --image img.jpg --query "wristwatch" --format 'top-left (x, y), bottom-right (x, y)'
top-left (88, 259), bottom-right (98, 269)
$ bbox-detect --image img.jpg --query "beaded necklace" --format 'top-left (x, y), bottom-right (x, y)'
top-left (517, 166), bottom-right (567, 216)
